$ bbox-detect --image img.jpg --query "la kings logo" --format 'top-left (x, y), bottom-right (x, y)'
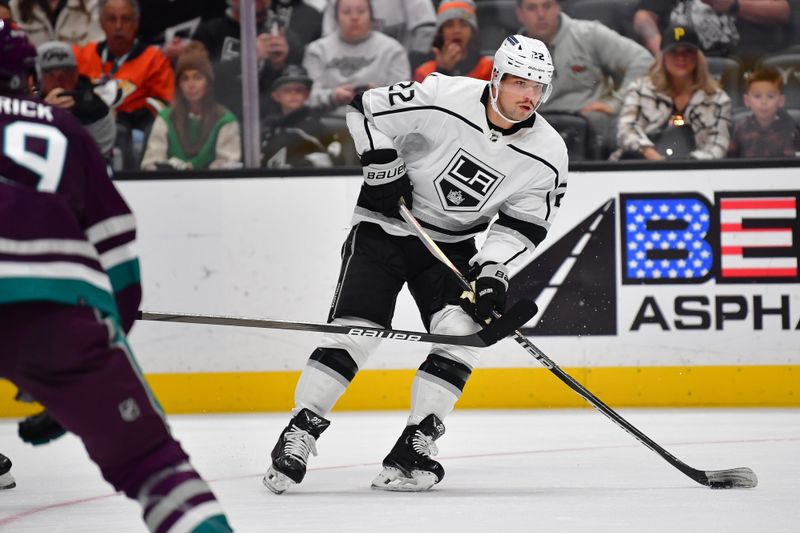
top-left (435, 149), bottom-right (505, 212)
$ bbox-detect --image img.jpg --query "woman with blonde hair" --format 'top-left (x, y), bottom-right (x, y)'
top-left (614, 25), bottom-right (732, 160)
top-left (141, 42), bottom-right (240, 170)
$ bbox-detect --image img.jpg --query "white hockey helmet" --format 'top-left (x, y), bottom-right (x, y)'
top-left (490, 35), bottom-right (554, 122)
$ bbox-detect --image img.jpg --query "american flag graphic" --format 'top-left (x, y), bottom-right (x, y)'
top-left (720, 196), bottom-right (798, 279)
top-left (625, 198), bottom-right (712, 280)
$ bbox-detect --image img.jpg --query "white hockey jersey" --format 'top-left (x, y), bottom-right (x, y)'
top-left (345, 73), bottom-right (569, 275)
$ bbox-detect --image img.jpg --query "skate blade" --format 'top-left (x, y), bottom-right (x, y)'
top-left (0, 472), bottom-right (16, 490)
top-left (371, 467), bottom-right (437, 492)
top-left (263, 467), bottom-right (294, 495)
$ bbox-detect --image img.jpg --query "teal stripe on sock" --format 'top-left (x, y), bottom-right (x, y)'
top-left (190, 514), bottom-right (232, 532)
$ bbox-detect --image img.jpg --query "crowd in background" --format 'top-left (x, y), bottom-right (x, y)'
top-left (2, 0), bottom-right (799, 170)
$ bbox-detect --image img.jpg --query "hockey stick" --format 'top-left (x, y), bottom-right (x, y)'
top-left (398, 202), bottom-right (757, 489)
top-left (137, 299), bottom-right (537, 348)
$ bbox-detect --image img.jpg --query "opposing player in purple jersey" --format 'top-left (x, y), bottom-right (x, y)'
top-left (0, 19), bottom-right (232, 532)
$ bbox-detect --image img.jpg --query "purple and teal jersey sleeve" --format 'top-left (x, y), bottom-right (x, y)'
top-left (0, 96), bottom-right (141, 331)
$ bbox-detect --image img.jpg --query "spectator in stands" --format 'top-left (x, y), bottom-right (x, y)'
top-left (728, 66), bottom-right (800, 157)
top-left (414, 0), bottom-right (493, 82)
top-left (322, 0), bottom-right (435, 68)
top-left (632, 0), bottom-right (792, 69)
top-left (272, 0), bottom-right (323, 55)
top-left (193, 0), bottom-right (308, 66)
top-left (0, 1), bottom-right (12, 20)
top-left (141, 43), bottom-right (240, 170)
top-left (517, 0), bottom-right (652, 149)
top-left (136, 0), bottom-right (226, 59)
top-left (209, 7), bottom-right (305, 123)
top-left (73, 0), bottom-right (174, 134)
top-left (38, 40), bottom-right (115, 155)
top-left (261, 65), bottom-right (342, 167)
top-left (193, 0), bottom-right (269, 64)
top-left (9, 0), bottom-right (102, 47)
top-left (304, 0), bottom-right (410, 114)
top-left (614, 25), bottom-right (732, 160)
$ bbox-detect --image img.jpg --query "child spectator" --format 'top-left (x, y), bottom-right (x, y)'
top-left (303, 0), bottom-right (410, 115)
top-left (728, 67), bottom-right (800, 158)
top-left (141, 43), bottom-right (241, 170)
top-left (38, 40), bottom-right (115, 155)
top-left (10, 0), bottom-right (103, 47)
top-left (414, 0), bottom-right (492, 83)
top-left (261, 65), bottom-right (342, 168)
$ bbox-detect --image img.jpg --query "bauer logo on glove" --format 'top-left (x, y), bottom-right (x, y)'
top-left (358, 148), bottom-right (413, 217)
top-left (365, 161), bottom-right (406, 181)
top-left (459, 263), bottom-right (509, 324)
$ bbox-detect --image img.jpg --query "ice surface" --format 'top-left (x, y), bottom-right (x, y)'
top-left (0, 409), bottom-right (797, 532)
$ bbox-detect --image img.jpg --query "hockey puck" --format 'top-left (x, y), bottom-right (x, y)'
top-left (709, 480), bottom-right (734, 489)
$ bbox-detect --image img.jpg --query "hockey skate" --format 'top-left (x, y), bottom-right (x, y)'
top-left (0, 453), bottom-right (15, 490)
top-left (263, 408), bottom-right (330, 495)
top-left (372, 414), bottom-right (445, 492)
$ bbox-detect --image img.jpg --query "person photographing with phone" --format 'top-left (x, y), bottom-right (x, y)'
top-left (37, 40), bottom-right (116, 155)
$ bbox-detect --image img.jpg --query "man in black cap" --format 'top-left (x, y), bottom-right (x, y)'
top-left (261, 65), bottom-right (343, 168)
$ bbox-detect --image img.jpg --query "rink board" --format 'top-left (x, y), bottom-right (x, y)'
top-left (1, 166), bottom-right (799, 415)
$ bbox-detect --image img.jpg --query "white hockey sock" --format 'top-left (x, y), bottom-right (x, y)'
top-left (292, 317), bottom-right (382, 418)
top-left (293, 364), bottom-right (347, 418)
top-left (408, 372), bottom-right (460, 426)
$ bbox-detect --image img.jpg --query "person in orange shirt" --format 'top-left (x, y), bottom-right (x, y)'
top-left (73, 0), bottom-right (173, 133)
top-left (414, 0), bottom-right (492, 83)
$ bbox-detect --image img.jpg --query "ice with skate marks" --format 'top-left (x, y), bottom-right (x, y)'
top-left (371, 467), bottom-right (439, 492)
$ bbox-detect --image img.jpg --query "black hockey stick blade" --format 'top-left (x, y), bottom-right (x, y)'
top-left (477, 299), bottom-right (538, 345)
top-left (702, 467), bottom-right (758, 489)
top-left (137, 301), bottom-right (535, 348)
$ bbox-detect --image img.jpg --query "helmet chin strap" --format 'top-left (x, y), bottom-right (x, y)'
top-left (489, 83), bottom-right (538, 125)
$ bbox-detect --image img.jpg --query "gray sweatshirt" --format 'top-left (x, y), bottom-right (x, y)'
top-left (303, 30), bottom-right (411, 112)
top-left (535, 13), bottom-right (653, 114)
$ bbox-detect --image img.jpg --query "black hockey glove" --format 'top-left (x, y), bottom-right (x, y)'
top-left (358, 149), bottom-right (413, 217)
top-left (459, 263), bottom-right (509, 324)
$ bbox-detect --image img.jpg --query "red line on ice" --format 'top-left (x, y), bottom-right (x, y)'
top-left (1, 436), bottom-right (797, 525)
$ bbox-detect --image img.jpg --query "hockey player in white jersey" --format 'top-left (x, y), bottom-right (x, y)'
top-left (264, 35), bottom-right (568, 494)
